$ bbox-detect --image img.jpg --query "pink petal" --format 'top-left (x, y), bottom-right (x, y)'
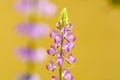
top-left (61, 27), bottom-right (67, 34)
top-left (68, 43), bottom-right (74, 50)
top-left (54, 34), bottom-right (62, 44)
top-left (37, 0), bottom-right (57, 17)
top-left (52, 76), bottom-right (58, 80)
top-left (64, 72), bottom-right (73, 80)
top-left (66, 54), bottom-right (76, 64)
top-left (50, 30), bottom-right (58, 38)
top-left (56, 55), bottom-right (64, 66)
top-left (62, 69), bottom-right (69, 77)
top-left (62, 69), bottom-right (73, 80)
top-left (62, 42), bottom-right (70, 52)
top-left (67, 23), bottom-right (72, 31)
top-left (65, 32), bottom-right (76, 42)
top-left (47, 46), bottom-right (56, 56)
top-left (46, 61), bottom-right (56, 71)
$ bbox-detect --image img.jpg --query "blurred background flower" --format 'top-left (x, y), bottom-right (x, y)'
top-left (15, 47), bottom-right (47, 63)
top-left (15, 22), bottom-right (50, 40)
top-left (16, 73), bottom-right (40, 80)
top-left (13, 0), bottom-right (57, 80)
top-left (14, 0), bottom-right (56, 17)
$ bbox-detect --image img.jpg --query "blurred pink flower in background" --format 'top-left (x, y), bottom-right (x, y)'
top-left (15, 47), bottom-right (47, 63)
top-left (16, 73), bottom-right (40, 80)
top-left (14, 0), bottom-right (57, 17)
top-left (37, 0), bottom-right (56, 17)
top-left (15, 22), bottom-right (50, 40)
top-left (14, 0), bottom-right (57, 79)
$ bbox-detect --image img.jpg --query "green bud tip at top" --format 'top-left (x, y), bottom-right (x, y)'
top-left (59, 8), bottom-right (68, 20)
top-left (58, 8), bottom-right (69, 27)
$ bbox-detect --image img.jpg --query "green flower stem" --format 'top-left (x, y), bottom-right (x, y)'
top-left (59, 66), bottom-right (62, 80)
top-left (59, 34), bottom-right (64, 80)
top-left (59, 8), bottom-right (68, 80)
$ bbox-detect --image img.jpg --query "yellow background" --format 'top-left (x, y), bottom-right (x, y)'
top-left (0, 0), bottom-right (120, 80)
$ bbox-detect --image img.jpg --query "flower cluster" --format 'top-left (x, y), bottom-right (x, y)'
top-left (14, 0), bottom-right (56, 80)
top-left (46, 8), bottom-right (76, 80)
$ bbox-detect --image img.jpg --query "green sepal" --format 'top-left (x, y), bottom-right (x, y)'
top-left (58, 8), bottom-right (69, 28)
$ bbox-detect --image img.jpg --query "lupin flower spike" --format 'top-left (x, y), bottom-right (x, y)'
top-left (14, 0), bottom-right (56, 80)
top-left (46, 8), bottom-right (76, 80)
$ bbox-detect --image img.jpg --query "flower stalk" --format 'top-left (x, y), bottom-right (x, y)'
top-left (59, 34), bottom-right (63, 80)
top-left (46, 8), bottom-right (76, 80)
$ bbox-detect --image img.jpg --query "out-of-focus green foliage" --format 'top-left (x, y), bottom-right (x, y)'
top-left (110, 0), bottom-right (120, 5)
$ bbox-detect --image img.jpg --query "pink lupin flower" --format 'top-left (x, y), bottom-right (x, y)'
top-left (50, 30), bottom-right (62, 44)
top-left (62, 69), bottom-right (73, 80)
top-left (62, 41), bottom-right (70, 52)
top-left (54, 34), bottom-right (62, 44)
top-left (61, 26), bottom-right (67, 34)
top-left (65, 32), bottom-right (76, 42)
top-left (61, 27), bottom-right (76, 42)
top-left (47, 46), bottom-right (56, 56)
top-left (67, 23), bottom-right (72, 31)
top-left (46, 8), bottom-right (76, 80)
top-left (56, 55), bottom-right (64, 66)
top-left (62, 41), bottom-right (74, 53)
top-left (68, 42), bottom-right (74, 50)
top-left (46, 61), bottom-right (56, 72)
top-left (66, 53), bottom-right (76, 64)
top-left (52, 76), bottom-right (58, 80)
top-left (50, 30), bottom-right (58, 38)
